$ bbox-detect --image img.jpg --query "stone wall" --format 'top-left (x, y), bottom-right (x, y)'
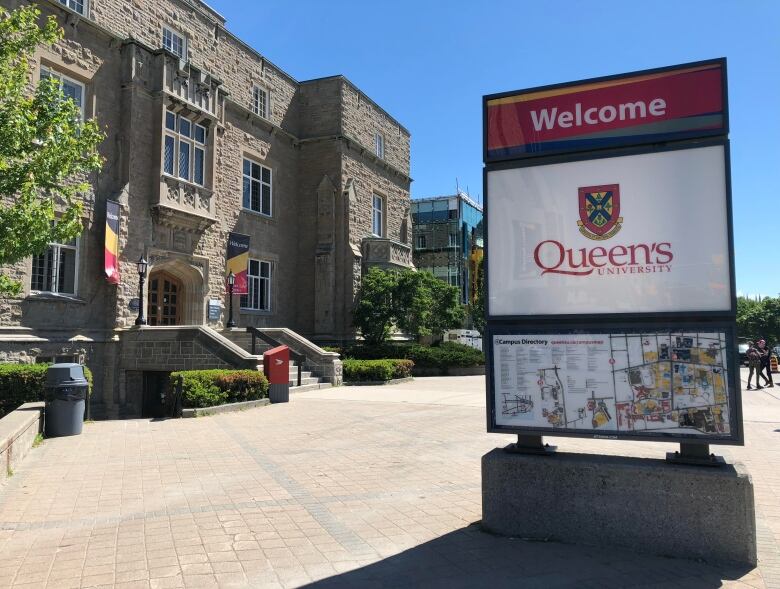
top-left (341, 82), bottom-right (410, 175)
top-left (120, 336), bottom-right (230, 373)
top-left (343, 151), bottom-right (411, 247)
top-left (0, 403), bottom-right (44, 482)
top-left (219, 107), bottom-right (302, 330)
top-left (298, 78), bottom-right (342, 139)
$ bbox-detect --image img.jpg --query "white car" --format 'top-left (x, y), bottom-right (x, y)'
top-left (445, 329), bottom-right (483, 351)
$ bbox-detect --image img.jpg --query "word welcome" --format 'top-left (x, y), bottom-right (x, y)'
top-left (530, 99), bottom-right (667, 132)
top-left (533, 240), bottom-right (673, 277)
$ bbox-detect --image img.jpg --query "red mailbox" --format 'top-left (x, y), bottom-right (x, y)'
top-left (264, 345), bottom-right (290, 403)
top-left (264, 345), bottom-right (290, 385)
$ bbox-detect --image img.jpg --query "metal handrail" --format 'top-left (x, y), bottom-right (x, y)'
top-left (245, 327), bottom-right (304, 387)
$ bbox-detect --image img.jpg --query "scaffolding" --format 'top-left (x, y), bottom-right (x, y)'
top-left (411, 192), bottom-right (483, 308)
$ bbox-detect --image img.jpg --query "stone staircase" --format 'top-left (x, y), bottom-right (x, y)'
top-left (219, 328), bottom-right (334, 392)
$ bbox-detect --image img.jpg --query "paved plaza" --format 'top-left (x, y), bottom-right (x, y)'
top-left (0, 372), bottom-right (777, 588)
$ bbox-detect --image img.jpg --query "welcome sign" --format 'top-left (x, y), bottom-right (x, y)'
top-left (483, 59), bottom-right (741, 444)
top-left (485, 60), bottom-right (726, 161)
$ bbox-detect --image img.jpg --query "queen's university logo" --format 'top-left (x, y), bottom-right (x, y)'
top-left (577, 184), bottom-right (623, 240)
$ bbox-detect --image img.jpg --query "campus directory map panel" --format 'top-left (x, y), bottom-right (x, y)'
top-left (492, 330), bottom-right (734, 440)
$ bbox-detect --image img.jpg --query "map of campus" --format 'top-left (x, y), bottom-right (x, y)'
top-left (493, 332), bottom-right (731, 436)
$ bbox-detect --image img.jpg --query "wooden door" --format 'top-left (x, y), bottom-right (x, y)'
top-left (148, 272), bottom-right (183, 326)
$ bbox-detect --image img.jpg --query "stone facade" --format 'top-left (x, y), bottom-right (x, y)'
top-left (0, 0), bottom-right (411, 415)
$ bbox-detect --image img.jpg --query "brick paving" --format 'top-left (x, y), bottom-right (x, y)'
top-left (0, 373), bottom-right (776, 588)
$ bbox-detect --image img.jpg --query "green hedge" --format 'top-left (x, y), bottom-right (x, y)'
top-left (343, 359), bottom-right (414, 382)
top-left (338, 341), bottom-right (484, 368)
top-left (0, 363), bottom-right (93, 418)
top-left (169, 369), bottom-right (269, 408)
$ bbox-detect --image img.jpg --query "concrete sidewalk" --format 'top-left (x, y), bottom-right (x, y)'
top-left (0, 374), bottom-right (775, 588)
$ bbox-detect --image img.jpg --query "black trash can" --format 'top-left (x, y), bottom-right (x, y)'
top-left (44, 363), bottom-right (88, 437)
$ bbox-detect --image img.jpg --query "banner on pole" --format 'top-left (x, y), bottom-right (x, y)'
top-left (104, 200), bottom-right (121, 285)
top-left (226, 232), bottom-right (250, 295)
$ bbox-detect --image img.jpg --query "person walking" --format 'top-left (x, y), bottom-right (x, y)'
top-left (757, 338), bottom-right (774, 388)
top-left (746, 341), bottom-right (762, 390)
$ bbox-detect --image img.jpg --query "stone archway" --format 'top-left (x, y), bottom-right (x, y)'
top-left (145, 258), bottom-right (205, 326)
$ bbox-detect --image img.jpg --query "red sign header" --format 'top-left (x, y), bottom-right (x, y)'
top-left (485, 60), bottom-right (726, 161)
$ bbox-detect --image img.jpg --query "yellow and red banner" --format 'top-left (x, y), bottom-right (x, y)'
top-left (226, 232), bottom-right (250, 295)
top-left (486, 60), bottom-right (726, 161)
top-left (104, 200), bottom-right (120, 285)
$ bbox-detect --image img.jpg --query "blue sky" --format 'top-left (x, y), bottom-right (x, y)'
top-left (208, 0), bottom-right (779, 296)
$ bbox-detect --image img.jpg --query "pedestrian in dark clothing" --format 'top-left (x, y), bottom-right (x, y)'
top-left (747, 341), bottom-right (762, 390)
top-left (757, 339), bottom-right (774, 387)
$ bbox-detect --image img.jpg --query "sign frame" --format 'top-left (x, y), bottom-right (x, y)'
top-left (483, 137), bottom-right (738, 323)
top-left (482, 58), bottom-right (741, 447)
top-left (484, 57), bottom-right (729, 163)
top-left (484, 321), bottom-right (744, 445)
top-left (208, 299), bottom-right (222, 321)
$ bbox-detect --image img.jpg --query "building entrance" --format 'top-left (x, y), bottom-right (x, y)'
top-left (142, 371), bottom-right (169, 418)
top-left (148, 271), bottom-right (183, 326)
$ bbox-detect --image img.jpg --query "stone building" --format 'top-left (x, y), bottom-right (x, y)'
top-left (0, 0), bottom-right (413, 417)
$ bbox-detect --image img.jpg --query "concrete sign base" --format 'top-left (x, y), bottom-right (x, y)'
top-left (481, 448), bottom-right (756, 566)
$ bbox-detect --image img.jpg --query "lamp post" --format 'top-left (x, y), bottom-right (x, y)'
top-left (226, 271), bottom-right (236, 328)
top-left (135, 256), bottom-right (148, 326)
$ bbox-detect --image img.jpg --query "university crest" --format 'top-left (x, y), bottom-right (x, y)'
top-left (577, 184), bottom-right (623, 240)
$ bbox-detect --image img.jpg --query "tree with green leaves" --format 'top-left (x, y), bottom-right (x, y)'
top-left (425, 274), bottom-right (464, 339)
top-left (737, 295), bottom-right (780, 345)
top-left (0, 5), bottom-right (104, 297)
top-left (352, 267), bottom-right (399, 345)
top-left (393, 270), bottom-right (434, 340)
top-left (353, 268), bottom-right (464, 344)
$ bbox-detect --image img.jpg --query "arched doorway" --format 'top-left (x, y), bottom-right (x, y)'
top-left (148, 271), bottom-right (183, 326)
top-left (144, 257), bottom-right (206, 325)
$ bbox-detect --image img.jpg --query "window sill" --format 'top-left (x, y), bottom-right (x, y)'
top-left (240, 208), bottom-right (275, 223)
top-left (161, 173), bottom-right (211, 194)
top-left (49, 0), bottom-right (89, 20)
top-left (25, 292), bottom-right (86, 304)
top-left (239, 308), bottom-right (273, 316)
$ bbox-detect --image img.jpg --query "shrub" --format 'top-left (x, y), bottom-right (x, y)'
top-left (0, 363), bottom-right (93, 417)
top-left (343, 359), bottom-right (414, 382)
top-left (340, 342), bottom-right (484, 368)
top-left (170, 369), bottom-right (269, 408)
top-left (418, 341), bottom-right (484, 368)
top-left (390, 359), bottom-right (414, 379)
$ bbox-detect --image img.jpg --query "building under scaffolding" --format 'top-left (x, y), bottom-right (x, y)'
top-left (410, 192), bottom-right (484, 315)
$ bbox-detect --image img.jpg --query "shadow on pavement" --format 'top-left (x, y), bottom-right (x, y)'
top-left (303, 523), bottom-right (755, 589)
